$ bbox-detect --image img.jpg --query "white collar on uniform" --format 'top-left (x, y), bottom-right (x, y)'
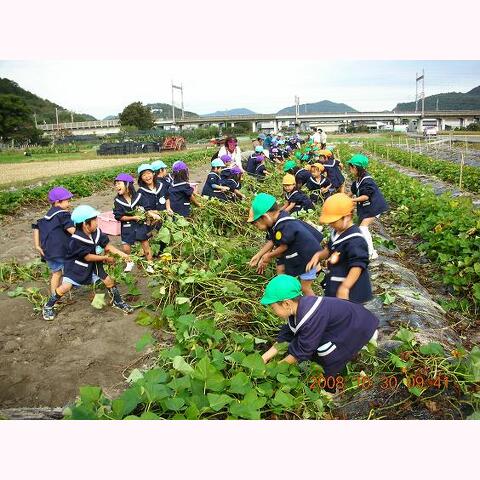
top-left (71, 228), bottom-right (101, 245)
top-left (331, 228), bottom-right (366, 247)
top-left (288, 297), bottom-right (323, 334)
top-left (210, 172), bottom-right (220, 179)
top-left (355, 175), bottom-right (372, 189)
top-left (140, 184), bottom-right (163, 195)
top-left (115, 193), bottom-right (142, 208)
top-left (172, 181), bottom-right (188, 187)
top-left (273, 214), bottom-right (294, 229)
top-left (286, 190), bottom-right (298, 200)
top-left (44, 209), bottom-right (69, 220)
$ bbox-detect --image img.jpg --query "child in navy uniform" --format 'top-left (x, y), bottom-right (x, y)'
top-left (166, 161), bottom-right (201, 217)
top-left (306, 193), bottom-right (372, 304)
top-left (348, 154), bottom-right (388, 260)
top-left (246, 146), bottom-right (265, 175)
top-left (113, 173), bottom-right (154, 273)
top-left (202, 158), bottom-right (230, 200)
top-left (137, 163), bottom-right (167, 213)
top-left (305, 163), bottom-right (331, 204)
top-left (42, 205), bottom-right (133, 321)
top-left (247, 193), bottom-right (322, 296)
top-left (281, 174), bottom-right (314, 214)
top-left (32, 187), bottom-right (76, 294)
top-left (283, 160), bottom-right (312, 188)
top-left (321, 149), bottom-right (345, 193)
top-left (223, 166), bottom-right (245, 202)
top-left (151, 160), bottom-right (171, 192)
top-left (260, 275), bottom-right (379, 380)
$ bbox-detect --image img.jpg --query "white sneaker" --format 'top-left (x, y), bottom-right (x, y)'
top-left (145, 264), bottom-right (155, 274)
top-left (369, 251), bottom-right (379, 261)
top-left (124, 262), bottom-right (135, 272)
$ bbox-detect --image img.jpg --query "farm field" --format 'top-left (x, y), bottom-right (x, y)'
top-left (0, 140), bottom-right (479, 420)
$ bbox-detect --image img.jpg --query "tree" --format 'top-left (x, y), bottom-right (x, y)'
top-left (0, 94), bottom-right (43, 143)
top-left (119, 102), bottom-right (155, 130)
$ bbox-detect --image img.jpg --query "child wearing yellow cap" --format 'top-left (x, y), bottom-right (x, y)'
top-left (305, 163), bottom-right (332, 204)
top-left (281, 174), bottom-right (314, 214)
top-left (306, 193), bottom-right (372, 303)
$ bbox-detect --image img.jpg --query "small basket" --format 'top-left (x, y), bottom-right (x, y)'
top-left (98, 211), bottom-right (121, 236)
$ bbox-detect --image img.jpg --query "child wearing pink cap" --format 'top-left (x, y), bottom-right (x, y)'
top-left (166, 161), bottom-right (201, 217)
top-left (32, 187), bottom-right (76, 294)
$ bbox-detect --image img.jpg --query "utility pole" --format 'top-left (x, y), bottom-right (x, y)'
top-left (415, 69), bottom-right (425, 116)
top-left (34, 112), bottom-right (37, 128)
top-left (70, 111), bottom-right (74, 123)
top-left (294, 95), bottom-right (300, 131)
top-left (436, 98), bottom-right (439, 111)
top-left (171, 82), bottom-right (175, 126)
top-left (171, 82), bottom-right (184, 127)
top-left (55, 107), bottom-right (59, 129)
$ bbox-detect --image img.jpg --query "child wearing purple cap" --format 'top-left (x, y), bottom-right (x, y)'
top-left (222, 166), bottom-right (245, 202)
top-left (166, 161), bottom-right (201, 217)
top-left (113, 173), bottom-right (154, 273)
top-left (32, 187), bottom-right (76, 294)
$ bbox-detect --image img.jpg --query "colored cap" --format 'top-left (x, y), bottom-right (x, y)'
top-left (151, 160), bottom-right (167, 171)
top-left (302, 154), bottom-right (309, 161)
top-left (311, 163), bottom-right (325, 172)
top-left (282, 173), bottom-right (296, 185)
top-left (283, 160), bottom-right (297, 172)
top-left (115, 173), bottom-right (134, 183)
top-left (211, 159), bottom-right (225, 168)
top-left (294, 151), bottom-right (303, 160)
top-left (220, 154), bottom-right (232, 164)
top-left (348, 153), bottom-right (369, 169)
top-left (172, 161), bottom-right (188, 172)
top-left (260, 274), bottom-right (303, 305)
top-left (317, 149), bottom-right (332, 157)
top-left (138, 163), bottom-right (154, 175)
top-left (231, 166), bottom-right (243, 175)
top-left (278, 139), bottom-right (285, 145)
top-left (326, 146), bottom-right (335, 152)
top-left (48, 187), bottom-right (73, 203)
top-left (255, 145), bottom-right (264, 153)
top-left (258, 133), bottom-right (266, 140)
top-left (71, 205), bottom-right (100, 224)
top-left (319, 193), bottom-right (354, 224)
top-left (247, 193), bottom-right (276, 223)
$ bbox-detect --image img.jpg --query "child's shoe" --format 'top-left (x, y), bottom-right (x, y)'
top-left (112, 299), bottom-right (134, 314)
top-left (42, 304), bottom-right (56, 321)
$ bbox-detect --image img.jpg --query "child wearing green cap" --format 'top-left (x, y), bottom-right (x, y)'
top-left (348, 154), bottom-right (388, 260)
top-left (247, 193), bottom-right (323, 296)
top-left (260, 274), bottom-right (379, 383)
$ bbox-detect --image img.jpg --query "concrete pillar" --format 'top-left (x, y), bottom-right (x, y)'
top-left (251, 121), bottom-right (257, 133)
top-left (459, 118), bottom-right (464, 128)
top-left (438, 118), bottom-right (445, 131)
top-left (230, 122), bottom-right (235, 127)
top-left (273, 119), bottom-right (279, 134)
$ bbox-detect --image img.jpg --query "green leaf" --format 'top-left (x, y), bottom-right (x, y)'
top-left (380, 291), bottom-right (396, 305)
top-left (207, 393), bottom-right (233, 412)
top-left (185, 403), bottom-right (201, 419)
top-left (467, 346), bottom-right (480, 382)
top-left (473, 263), bottom-right (480, 276)
top-left (69, 406), bottom-right (98, 420)
top-left (389, 353), bottom-right (407, 369)
top-left (467, 411), bottom-right (480, 420)
top-left (143, 383), bottom-right (172, 402)
top-left (229, 400), bottom-right (260, 420)
top-left (164, 397), bottom-right (186, 411)
top-left (213, 301), bottom-right (227, 314)
top-left (126, 368), bottom-right (143, 384)
top-left (225, 351), bottom-right (246, 364)
top-left (276, 373), bottom-right (299, 388)
top-left (419, 342), bottom-right (445, 356)
top-left (473, 283), bottom-right (480, 301)
top-left (228, 372), bottom-right (252, 395)
top-left (407, 386), bottom-right (425, 397)
top-left (139, 411), bottom-right (160, 420)
top-left (143, 368), bottom-right (169, 384)
top-left (79, 386), bottom-right (102, 405)
top-left (135, 333), bottom-right (156, 352)
top-left (256, 382), bottom-right (274, 397)
top-left (91, 293), bottom-right (106, 309)
top-left (394, 328), bottom-right (416, 345)
top-left (272, 390), bottom-right (295, 409)
top-left (172, 356), bottom-right (194, 375)
top-left (175, 297), bottom-right (190, 305)
top-left (136, 310), bottom-right (154, 326)
top-left (241, 353), bottom-right (266, 377)
top-left (112, 388), bottom-right (142, 418)
top-left (157, 227), bottom-right (171, 244)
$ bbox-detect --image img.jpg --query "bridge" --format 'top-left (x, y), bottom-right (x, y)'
top-left (37, 110), bottom-right (480, 135)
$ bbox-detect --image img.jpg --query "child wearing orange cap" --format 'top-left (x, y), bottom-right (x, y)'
top-left (306, 193), bottom-right (372, 303)
top-left (281, 174), bottom-right (314, 214)
top-left (305, 163), bottom-right (331, 204)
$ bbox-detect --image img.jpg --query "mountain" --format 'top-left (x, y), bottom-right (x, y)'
top-left (0, 78), bottom-right (96, 123)
top-left (146, 102), bottom-right (198, 120)
top-left (204, 108), bottom-right (256, 116)
top-left (277, 100), bottom-right (358, 115)
top-left (393, 85), bottom-right (480, 112)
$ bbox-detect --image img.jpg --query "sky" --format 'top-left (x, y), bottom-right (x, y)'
top-left (1, 60), bottom-right (479, 119)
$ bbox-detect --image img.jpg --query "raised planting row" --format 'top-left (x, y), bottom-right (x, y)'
top-left (338, 144), bottom-right (480, 314)
top-left (365, 142), bottom-right (480, 194)
top-left (0, 148), bottom-right (215, 217)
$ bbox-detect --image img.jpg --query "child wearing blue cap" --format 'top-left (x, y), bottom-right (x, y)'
top-left (202, 159), bottom-right (231, 200)
top-left (137, 163), bottom-right (167, 214)
top-left (247, 193), bottom-right (322, 296)
top-left (151, 159), bottom-right (171, 190)
top-left (260, 274), bottom-right (379, 384)
top-left (246, 146), bottom-right (269, 179)
top-left (32, 187), bottom-right (76, 294)
top-left (42, 205), bottom-right (133, 321)
top-left (113, 173), bottom-right (154, 273)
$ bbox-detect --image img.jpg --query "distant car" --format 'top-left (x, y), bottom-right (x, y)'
top-left (423, 127), bottom-right (438, 137)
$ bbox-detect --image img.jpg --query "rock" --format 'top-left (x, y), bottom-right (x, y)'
top-left (4, 340), bottom-right (20, 353)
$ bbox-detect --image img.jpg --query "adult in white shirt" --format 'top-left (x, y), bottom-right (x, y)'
top-left (312, 128), bottom-right (321, 144)
top-left (218, 136), bottom-right (243, 171)
top-left (320, 129), bottom-right (327, 148)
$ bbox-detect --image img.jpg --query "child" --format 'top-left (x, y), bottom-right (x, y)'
top-left (305, 163), bottom-right (331, 204)
top-left (260, 274), bottom-right (379, 380)
top-left (137, 163), bottom-right (167, 212)
top-left (306, 193), bottom-right (372, 303)
top-left (247, 150), bottom-right (269, 180)
top-left (247, 193), bottom-right (322, 296)
top-left (223, 166), bottom-right (245, 202)
top-left (281, 174), bottom-right (315, 214)
top-left (113, 173), bottom-right (154, 273)
top-left (151, 159), bottom-right (171, 189)
top-left (283, 160), bottom-right (312, 187)
top-left (42, 205), bottom-right (133, 321)
top-left (166, 161), bottom-right (201, 217)
top-left (32, 187), bottom-right (76, 294)
top-left (202, 159), bottom-right (230, 200)
top-left (348, 154), bottom-right (388, 260)
top-left (219, 155), bottom-right (233, 184)
top-left (321, 149), bottom-right (345, 194)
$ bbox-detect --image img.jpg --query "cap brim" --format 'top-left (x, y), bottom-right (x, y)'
top-left (319, 212), bottom-right (342, 224)
top-left (260, 295), bottom-right (276, 305)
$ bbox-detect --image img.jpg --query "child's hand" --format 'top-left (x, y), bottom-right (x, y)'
top-left (104, 256), bottom-right (115, 264)
top-left (256, 255), bottom-right (270, 274)
top-left (337, 285), bottom-right (350, 300)
top-left (35, 245), bottom-right (45, 257)
top-left (306, 253), bottom-right (320, 272)
top-left (167, 208), bottom-right (174, 215)
top-left (249, 253), bottom-right (260, 267)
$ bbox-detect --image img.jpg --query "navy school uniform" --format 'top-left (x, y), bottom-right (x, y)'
top-left (284, 190), bottom-right (314, 214)
top-left (305, 176), bottom-right (332, 203)
top-left (268, 211), bottom-right (323, 276)
top-left (223, 177), bottom-right (242, 201)
top-left (113, 192), bottom-right (150, 245)
top-left (323, 158), bottom-right (345, 189)
top-left (138, 181), bottom-right (167, 212)
top-left (202, 171), bottom-right (225, 199)
top-left (350, 174), bottom-right (388, 222)
top-left (294, 168), bottom-right (312, 187)
top-left (33, 207), bottom-right (74, 261)
top-left (323, 225), bottom-right (372, 303)
top-left (246, 154), bottom-right (261, 174)
top-left (168, 181), bottom-right (194, 217)
top-left (276, 296), bottom-right (379, 376)
top-left (63, 228), bottom-right (110, 285)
